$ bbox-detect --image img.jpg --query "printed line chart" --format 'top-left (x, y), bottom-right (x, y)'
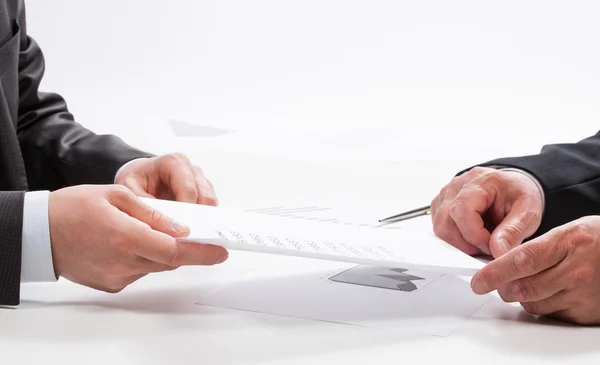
top-left (244, 205), bottom-right (403, 230)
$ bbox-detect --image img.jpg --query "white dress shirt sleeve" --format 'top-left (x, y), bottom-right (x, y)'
top-left (114, 158), bottom-right (146, 183)
top-left (20, 157), bottom-right (148, 283)
top-left (497, 167), bottom-right (546, 210)
top-left (21, 190), bottom-right (56, 282)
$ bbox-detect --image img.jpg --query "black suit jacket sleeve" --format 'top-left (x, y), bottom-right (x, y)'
top-left (15, 7), bottom-right (153, 191)
top-left (476, 131), bottom-right (600, 239)
top-left (0, 191), bottom-right (24, 305)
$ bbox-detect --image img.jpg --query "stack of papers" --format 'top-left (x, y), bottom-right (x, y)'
top-left (143, 198), bottom-right (486, 275)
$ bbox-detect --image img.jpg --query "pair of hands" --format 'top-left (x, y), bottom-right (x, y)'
top-left (51, 156), bottom-right (600, 325)
top-left (49, 153), bottom-right (228, 293)
top-left (432, 167), bottom-right (600, 325)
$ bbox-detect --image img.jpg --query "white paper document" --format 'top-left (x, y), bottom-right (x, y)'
top-left (197, 256), bottom-right (491, 337)
top-left (143, 198), bottom-right (486, 275)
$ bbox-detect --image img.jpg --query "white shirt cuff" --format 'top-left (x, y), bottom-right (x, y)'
top-left (114, 158), bottom-right (147, 183)
top-left (21, 190), bottom-right (57, 282)
top-left (497, 167), bottom-right (546, 210)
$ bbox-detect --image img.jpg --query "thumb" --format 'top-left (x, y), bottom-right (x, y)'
top-left (112, 190), bottom-right (191, 239)
top-left (489, 199), bottom-right (539, 257)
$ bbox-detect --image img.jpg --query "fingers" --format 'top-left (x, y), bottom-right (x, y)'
top-left (129, 223), bottom-right (228, 267)
top-left (193, 167), bottom-right (218, 206)
top-left (157, 154), bottom-right (218, 206)
top-left (496, 260), bottom-right (569, 303)
top-left (448, 185), bottom-right (494, 254)
top-left (431, 174), bottom-right (491, 255)
top-left (433, 204), bottom-right (482, 256)
top-left (488, 198), bottom-right (540, 257)
top-left (471, 232), bottom-right (569, 295)
top-left (431, 178), bottom-right (483, 255)
top-left (159, 154), bottom-right (199, 204)
top-left (108, 186), bottom-right (228, 267)
top-left (109, 187), bottom-right (190, 238)
top-left (431, 167), bottom-right (545, 259)
top-left (520, 290), bottom-right (571, 317)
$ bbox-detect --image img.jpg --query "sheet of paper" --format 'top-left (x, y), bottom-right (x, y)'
top-left (143, 198), bottom-right (485, 275)
top-left (168, 119), bottom-right (235, 137)
top-left (197, 255), bottom-right (491, 337)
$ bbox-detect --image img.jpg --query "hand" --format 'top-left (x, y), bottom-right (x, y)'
top-left (430, 167), bottom-right (543, 258)
top-left (115, 153), bottom-right (217, 206)
top-left (49, 185), bottom-right (228, 293)
top-left (471, 216), bottom-right (600, 325)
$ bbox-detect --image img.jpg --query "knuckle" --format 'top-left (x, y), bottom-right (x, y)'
top-left (569, 222), bottom-right (595, 248)
top-left (172, 152), bottom-right (190, 163)
top-left (521, 208), bottom-right (542, 227)
top-left (501, 222), bottom-right (524, 242)
top-left (478, 186), bottom-right (495, 205)
top-left (573, 266), bottom-right (596, 285)
top-left (513, 279), bottom-right (535, 301)
top-left (112, 184), bottom-right (132, 197)
top-left (164, 248), bottom-right (181, 267)
top-left (449, 175), bottom-right (462, 187)
top-left (150, 207), bottom-right (165, 224)
top-left (483, 171), bottom-right (504, 188)
top-left (448, 200), bottom-right (465, 220)
top-left (521, 301), bottom-right (541, 315)
top-left (162, 153), bottom-right (182, 166)
top-left (182, 185), bottom-right (198, 199)
top-left (432, 213), bottom-right (450, 241)
top-left (512, 247), bottom-right (538, 273)
top-left (468, 166), bottom-right (487, 177)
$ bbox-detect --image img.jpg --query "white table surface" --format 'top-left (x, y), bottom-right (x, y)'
top-left (3, 153), bottom-right (600, 365)
top-left (3, 1), bottom-right (600, 363)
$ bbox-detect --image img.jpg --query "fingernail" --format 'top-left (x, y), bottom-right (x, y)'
top-left (497, 237), bottom-right (511, 255)
top-left (471, 277), bottom-right (489, 295)
top-left (172, 220), bottom-right (190, 233)
top-left (215, 250), bottom-right (229, 264)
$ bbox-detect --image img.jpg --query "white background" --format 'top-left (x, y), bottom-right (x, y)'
top-left (26, 0), bottom-right (600, 164)
top-left (6, 1), bottom-right (600, 364)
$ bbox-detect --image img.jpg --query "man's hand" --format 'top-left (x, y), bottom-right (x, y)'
top-left (49, 185), bottom-right (228, 293)
top-left (471, 216), bottom-right (600, 325)
top-left (430, 167), bottom-right (544, 258)
top-left (115, 153), bottom-right (217, 206)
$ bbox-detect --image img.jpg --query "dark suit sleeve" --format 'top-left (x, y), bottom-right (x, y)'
top-left (0, 191), bottom-right (24, 305)
top-left (14, 8), bottom-right (153, 191)
top-left (475, 131), bottom-right (600, 238)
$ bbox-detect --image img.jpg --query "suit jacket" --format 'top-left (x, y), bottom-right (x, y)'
top-left (481, 132), bottom-right (600, 240)
top-left (1, 0), bottom-right (152, 305)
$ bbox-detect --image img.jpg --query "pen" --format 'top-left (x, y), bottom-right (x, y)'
top-left (378, 205), bottom-right (431, 224)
